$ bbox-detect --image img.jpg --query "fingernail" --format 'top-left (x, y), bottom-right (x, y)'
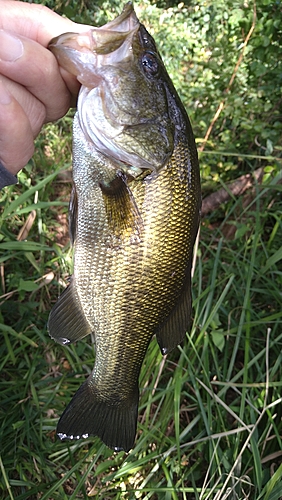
top-left (0, 80), bottom-right (12, 105)
top-left (0, 30), bottom-right (24, 62)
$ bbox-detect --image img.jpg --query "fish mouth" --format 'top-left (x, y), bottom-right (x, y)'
top-left (48, 3), bottom-right (139, 87)
top-left (49, 2), bottom-right (174, 172)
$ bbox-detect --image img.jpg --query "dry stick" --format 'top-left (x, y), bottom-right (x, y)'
top-left (17, 210), bottom-right (36, 241)
top-left (201, 166), bottom-right (264, 216)
top-left (199, 2), bottom-right (257, 154)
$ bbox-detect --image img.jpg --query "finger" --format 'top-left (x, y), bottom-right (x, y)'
top-left (0, 1), bottom-right (90, 99)
top-left (1, 74), bottom-right (46, 137)
top-left (0, 30), bottom-right (71, 122)
top-left (0, 2), bottom-right (80, 47)
top-left (0, 79), bottom-right (34, 174)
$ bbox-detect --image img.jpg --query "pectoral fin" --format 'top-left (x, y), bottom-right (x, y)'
top-left (48, 278), bottom-right (92, 344)
top-left (100, 171), bottom-right (143, 240)
top-left (156, 273), bottom-right (192, 355)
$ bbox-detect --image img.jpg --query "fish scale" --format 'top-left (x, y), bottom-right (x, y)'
top-left (48, 2), bottom-right (201, 451)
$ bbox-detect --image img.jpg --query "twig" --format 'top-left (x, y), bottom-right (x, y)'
top-left (17, 210), bottom-right (36, 241)
top-left (201, 167), bottom-right (264, 216)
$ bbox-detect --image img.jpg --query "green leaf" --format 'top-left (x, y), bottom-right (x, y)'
top-left (18, 279), bottom-right (38, 292)
top-left (265, 139), bottom-right (274, 156)
top-left (262, 247), bottom-right (282, 273)
top-left (0, 241), bottom-right (52, 252)
top-left (235, 224), bottom-right (249, 239)
top-left (210, 329), bottom-right (225, 352)
top-left (1, 171), bottom-right (59, 220)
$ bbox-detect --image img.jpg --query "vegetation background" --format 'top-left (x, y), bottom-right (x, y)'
top-left (1, 0), bottom-right (281, 498)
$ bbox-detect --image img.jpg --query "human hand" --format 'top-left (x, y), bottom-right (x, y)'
top-left (0, 0), bottom-right (89, 176)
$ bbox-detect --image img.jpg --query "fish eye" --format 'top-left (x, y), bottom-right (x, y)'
top-left (141, 52), bottom-right (159, 77)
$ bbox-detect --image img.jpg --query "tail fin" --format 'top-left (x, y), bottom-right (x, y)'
top-left (57, 378), bottom-right (138, 452)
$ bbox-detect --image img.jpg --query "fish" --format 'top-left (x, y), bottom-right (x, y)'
top-left (47, 2), bottom-right (201, 452)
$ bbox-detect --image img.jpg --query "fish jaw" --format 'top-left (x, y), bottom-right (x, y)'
top-left (48, 3), bottom-right (139, 87)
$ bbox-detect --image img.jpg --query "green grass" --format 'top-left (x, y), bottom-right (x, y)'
top-left (0, 117), bottom-right (281, 499)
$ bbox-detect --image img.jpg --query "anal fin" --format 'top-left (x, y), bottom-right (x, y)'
top-left (48, 279), bottom-right (92, 344)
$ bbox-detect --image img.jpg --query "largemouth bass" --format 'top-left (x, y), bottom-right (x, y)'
top-left (48, 2), bottom-right (201, 452)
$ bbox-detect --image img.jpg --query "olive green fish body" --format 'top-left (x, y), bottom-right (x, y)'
top-left (48, 3), bottom-right (201, 451)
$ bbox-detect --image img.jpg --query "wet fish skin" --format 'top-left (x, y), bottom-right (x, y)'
top-left (48, 3), bottom-right (201, 452)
